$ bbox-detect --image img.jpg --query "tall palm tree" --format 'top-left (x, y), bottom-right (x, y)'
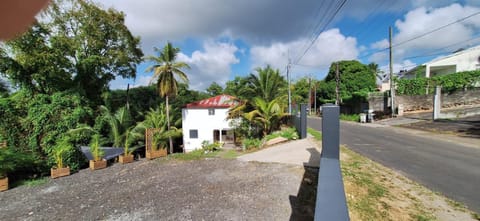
top-left (144, 42), bottom-right (190, 153)
top-left (368, 62), bottom-right (386, 82)
top-left (246, 65), bottom-right (287, 103)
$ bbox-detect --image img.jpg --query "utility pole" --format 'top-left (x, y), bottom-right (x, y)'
top-left (335, 62), bottom-right (340, 105)
top-left (389, 26), bottom-right (395, 117)
top-left (308, 76), bottom-right (312, 115)
top-left (287, 61), bottom-right (292, 114)
top-left (314, 80), bottom-right (317, 115)
top-left (126, 83), bottom-right (130, 110)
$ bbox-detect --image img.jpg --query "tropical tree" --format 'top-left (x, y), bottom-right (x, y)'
top-left (206, 81), bottom-right (224, 96)
top-left (133, 105), bottom-right (182, 150)
top-left (0, 0), bottom-right (143, 103)
top-left (99, 105), bottom-right (133, 148)
top-left (224, 76), bottom-right (250, 99)
top-left (368, 62), bottom-right (386, 82)
top-left (144, 42), bottom-right (190, 153)
top-left (322, 60), bottom-right (376, 101)
top-left (244, 97), bottom-right (288, 136)
top-left (245, 66), bottom-right (287, 102)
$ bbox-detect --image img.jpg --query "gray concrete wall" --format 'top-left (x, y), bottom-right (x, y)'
top-left (366, 87), bottom-right (480, 113)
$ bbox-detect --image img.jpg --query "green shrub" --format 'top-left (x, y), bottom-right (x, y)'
top-left (279, 127), bottom-right (299, 140)
top-left (266, 127), bottom-right (299, 141)
top-left (0, 148), bottom-right (41, 178)
top-left (396, 70), bottom-right (480, 95)
top-left (340, 114), bottom-right (360, 122)
top-left (201, 141), bottom-right (222, 152)
top-left (242, 138), bottom-right (263, 150)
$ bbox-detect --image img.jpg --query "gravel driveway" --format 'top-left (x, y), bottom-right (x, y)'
top-left (0, 158), bottom-right (317, 221)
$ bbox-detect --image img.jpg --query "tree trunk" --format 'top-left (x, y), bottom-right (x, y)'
top-left (166, 95), bottom-right (173, 153)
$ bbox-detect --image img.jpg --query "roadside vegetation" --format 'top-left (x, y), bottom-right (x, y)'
top-left (308, 128), bottom-right (477, 220)
top-left (340, 114), bottom-right (360, 122)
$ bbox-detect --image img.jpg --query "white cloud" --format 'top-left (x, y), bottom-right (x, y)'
top-left (370, 3), bottom-right (480, 62)
top-left (177, 41), bottom-right (239, 90)
top-left (379, 59), bottom-right (417, 74)
top-left (250, 29), bottom-right (359, 71)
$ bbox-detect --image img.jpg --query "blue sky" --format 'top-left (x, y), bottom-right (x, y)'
top-left (100, 0), bottom-right (480, 91)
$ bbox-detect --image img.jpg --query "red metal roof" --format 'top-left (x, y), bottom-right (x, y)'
top-left (186, 94), bottom-right (237, 108)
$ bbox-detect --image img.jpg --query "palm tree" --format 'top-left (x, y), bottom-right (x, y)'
top-left (99, 105), bottom-right (133, 147)
top-left (144, 43), bottom-right (189, 153)
top-left (245, 97), bottom-right (288, 136)
top-left (246, 65), bottom-right (287, 102)
top-left (368, 62), bottom-right (386, 82)
top-left (133, 105), bottom-right (182, 151)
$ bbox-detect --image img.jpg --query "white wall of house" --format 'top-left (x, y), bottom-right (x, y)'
top-left (425, 46), bottom-right (480, 77)
top-left (182, 108), bottom-right (232, 152)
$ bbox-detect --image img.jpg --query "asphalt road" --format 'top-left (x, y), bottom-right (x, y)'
top-left (308, 117), bottom-right (480, 214)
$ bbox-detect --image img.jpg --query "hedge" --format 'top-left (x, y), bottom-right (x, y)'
top-left (395, 70), bottom-right (480, 95)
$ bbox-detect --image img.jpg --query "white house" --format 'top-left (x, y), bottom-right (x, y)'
top-left (182, 94), bottom-right (237, 152)
top-left (402, 45), bottom-right (480, 79)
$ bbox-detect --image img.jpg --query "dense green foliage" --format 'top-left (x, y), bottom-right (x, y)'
top-left (0, 0), bottom-right (143, 104)
top-left (206, 82), bottom-right (224, 96)
top-left (317, 60), bottom-right (376, 104)
top-left (244, 65), bottom-right (287, 102)
top-left (396, 70), bottom-right (480, 95)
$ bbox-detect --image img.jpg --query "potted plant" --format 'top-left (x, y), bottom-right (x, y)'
top-left (51, 137), bottom-right (72, 178)
top-left (146, 131), bottom-right (167, 160)
top-left (119, 128), bottom-right (140, 164)
top-left (0, 148), bottom-right (16, 191)
top-left (89, 134), bottom-right (106, 170)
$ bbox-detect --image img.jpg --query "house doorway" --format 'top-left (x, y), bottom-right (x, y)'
top-left (213, 129), bottom-right (234, 143)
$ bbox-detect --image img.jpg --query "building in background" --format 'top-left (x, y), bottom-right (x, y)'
top-left (182, 94), bottom-right (237, 152)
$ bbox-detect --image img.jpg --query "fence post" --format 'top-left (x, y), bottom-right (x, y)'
top-left (299, 103), bottom-right (307, 139)
top-left (433, 86), bottom-right (441, 120)
top-left (315, 104), bottom-right (349, 221)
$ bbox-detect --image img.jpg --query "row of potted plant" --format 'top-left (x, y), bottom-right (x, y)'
top-left (51, 129), bottom-right (168, 177)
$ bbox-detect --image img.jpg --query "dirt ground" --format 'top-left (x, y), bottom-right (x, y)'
top-left (0, 158), bottom-right (316, 221)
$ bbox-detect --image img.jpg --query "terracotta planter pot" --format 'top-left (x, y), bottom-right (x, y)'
top-left (0, 176), bottom-right (8, 192)
top-left (51, 166), bottom-right (70, 179)
top-left (119, 154), bottom-right (134, 164)
top-left (146, 148), bottom-right (167, 160)
top-left (89, 159), bottom-right (107, 170)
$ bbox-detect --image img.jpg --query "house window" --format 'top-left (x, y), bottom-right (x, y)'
top-left (208, 108), bottom-right (215, 115)
top-left (189, 129), bottom-right (198, 139)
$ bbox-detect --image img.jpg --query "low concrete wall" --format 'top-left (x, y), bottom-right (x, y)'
top-left (367, 87), bottom-right (480, 113)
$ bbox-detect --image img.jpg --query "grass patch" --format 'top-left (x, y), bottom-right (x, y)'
top-left (11, 177), bottom-right (49, 188)
top-left (307, 127), bottom-right (322, 141)
top-left (340, 114), bottom-right (360, 122)
top-left (167, 148), bottom-right (241, 161)
top-left (218, 149), bottom-right (241, 159)
top-left (340, 146), bottom-right (437, 221)
top-left (167, 149), bottom-right (219, 161)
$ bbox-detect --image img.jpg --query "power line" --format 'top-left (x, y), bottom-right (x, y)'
top-left (393, 11), bottom-right (480, 47)
top-left (359, 10), bottom-right (480, 60)
top-left (293, 0), bottom-right (348, 65)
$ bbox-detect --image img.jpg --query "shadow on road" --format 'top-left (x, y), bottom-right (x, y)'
top-left (289, 147), bottom-right (320, 221)
top-left (400, 116), bottom-right (480, 139)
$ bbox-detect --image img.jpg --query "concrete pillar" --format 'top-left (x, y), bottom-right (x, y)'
top-left (433, 86), bottom-right (441, 120)
top-left (321, 104), bottom-right (339, 159)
